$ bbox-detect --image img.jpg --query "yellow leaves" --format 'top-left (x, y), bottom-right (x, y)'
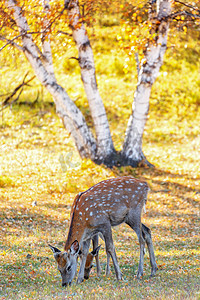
top-left (183, 26), bottom-right (187, 33)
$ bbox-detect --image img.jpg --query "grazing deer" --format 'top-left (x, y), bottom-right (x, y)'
top-left (49, 176), bottom-right (157, 286)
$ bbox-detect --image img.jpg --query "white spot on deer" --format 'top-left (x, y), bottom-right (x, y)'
top-left (90, 212), bottom-right (93, 216)
top-left (85, 207), bottom-right (88, 211)
top-left (86, 218), bottom-right (88, 221)
top-left (79, 212), bottom-right (82, 215)
top-left (137, 187), bottom-right (141, 190)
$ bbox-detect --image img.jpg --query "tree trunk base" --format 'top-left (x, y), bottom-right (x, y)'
top-left (93, 151), bottom-right (154, 169)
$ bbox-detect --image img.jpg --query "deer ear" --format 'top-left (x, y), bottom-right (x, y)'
top-left (91, 245), bottom-right (101, 257)
top-left (48, 244), bottom-right (62, 259)
top-left (70, 240), bottom-right (79, 255)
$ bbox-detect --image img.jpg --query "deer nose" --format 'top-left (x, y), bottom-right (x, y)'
top-left (62, 283), bottom-right (67, 287)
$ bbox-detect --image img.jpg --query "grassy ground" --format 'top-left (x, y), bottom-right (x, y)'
top-left (0, 21), bottom-right (200, 299)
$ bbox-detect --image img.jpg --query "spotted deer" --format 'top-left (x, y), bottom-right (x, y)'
top-left (49, 176), bottom-right (157, 285)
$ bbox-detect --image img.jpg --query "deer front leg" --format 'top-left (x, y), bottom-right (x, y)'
top-left (77, 239), bottom-right (90, 284)
top-left (103, 226), bottom-right (122, 281)
top-left (106, 252), bottom-right (111, 276)
top-left (92, 234), bottom-right (101, 276)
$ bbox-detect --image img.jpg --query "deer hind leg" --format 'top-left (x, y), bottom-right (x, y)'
top-left (77, 239), bottom-right (91, 284)
top-left (92, 234), bottom-right (101, 276)
top-left (136, 224), bottom-right (145, 279)
top-left (141, 224), bottom-right (158, 277)
top-left (102, 225), bottom-right (122, 280)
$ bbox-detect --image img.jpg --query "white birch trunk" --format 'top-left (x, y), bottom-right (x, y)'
top-left (41, 0), bottom-right (55, 80)
top-left (6, 0), bottom-right (97, 159)
top-left (65, 0), bottom-right (115, 163)
top-left (121, 0), bottom-right (171, 166)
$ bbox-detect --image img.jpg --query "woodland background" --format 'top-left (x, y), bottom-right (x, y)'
top-left (0, 0), bottom-right (200, 299)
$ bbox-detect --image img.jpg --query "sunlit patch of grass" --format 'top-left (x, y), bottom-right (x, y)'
top-left (0, 176), bottom-right (15, 188)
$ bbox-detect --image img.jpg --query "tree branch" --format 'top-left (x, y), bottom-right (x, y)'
top-left (174, 0), bottom-right (200, 13)
top-left (1, 72), bottom-right (35, 110)
top-left (170, 10), bottom-right (200, 20)
top-left (0, 35), bottom-right (23, 52)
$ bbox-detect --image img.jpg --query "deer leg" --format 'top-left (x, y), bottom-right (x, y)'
top-left (142, 224), bottom-right (158, 277)
top-left (102, 225), bottom-right (122, 280)
top-left (92, 234), bottom-right (101, 276)
top-left (106, 252), bottom-right (111, 276)
top-left (126, 217), bottom-right (145, 279)
top-left (137, 226), bottom-right (145, 279)
top-left (77, 239), bottom-right (91, 284)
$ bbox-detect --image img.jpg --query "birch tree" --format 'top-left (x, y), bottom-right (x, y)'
top-left (121, 0), bottom-right (172, 167)
top-left (0, 0), bottom-right (199, 167)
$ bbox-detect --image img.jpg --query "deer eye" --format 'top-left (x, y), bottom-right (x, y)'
top-left (67, 265), bottom-right (71, 272)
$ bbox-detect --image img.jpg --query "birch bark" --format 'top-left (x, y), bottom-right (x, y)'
top-left (121, 0), bottom-right (172, 167)
top-left (6, 0), bottom-right (97, 159)
top-left (41, 0), bottom-right (55, 80)
top-left (65, 0), bottom-right (116, 164)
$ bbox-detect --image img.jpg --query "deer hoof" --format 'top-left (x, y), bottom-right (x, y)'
top-left (76, 277), bottom-right (84, 284)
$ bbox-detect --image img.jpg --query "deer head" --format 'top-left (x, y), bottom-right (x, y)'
top-left (49, 240), bottom-right (79, 286)
top-left (49, 242), bottom-right (101, 285)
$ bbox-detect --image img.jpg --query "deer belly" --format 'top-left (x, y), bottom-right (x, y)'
top-left (109, 206), bottom-right (128, 226)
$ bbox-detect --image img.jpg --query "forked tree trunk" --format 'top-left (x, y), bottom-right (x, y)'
top-left (121, 0), bottom-right (171, 167)
top-left (5, 0), bottom-right (171, 168)
top-left (65, 0), bottom-right (116, 165)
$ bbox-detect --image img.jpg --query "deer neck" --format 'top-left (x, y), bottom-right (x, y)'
top-left (64, 208), bottom-right (86, 251)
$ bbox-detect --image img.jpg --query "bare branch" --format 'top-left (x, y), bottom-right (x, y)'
top-left (174, 0), bottom-right (200, 13)
top-left (170, 10), bottom-right (200, 20)
top-left (0, 35), bottom-right (23, 52)
top-left (57, 30), bottom-right (72, 36)
top-left (1, 72), bottom-right (36, 110)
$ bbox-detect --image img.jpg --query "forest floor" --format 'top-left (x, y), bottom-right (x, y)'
top-left (0, 19), bottom-right (200, 300)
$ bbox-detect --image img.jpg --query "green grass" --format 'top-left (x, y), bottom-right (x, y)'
top-left (0, 20), bottom-right (200, 300)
